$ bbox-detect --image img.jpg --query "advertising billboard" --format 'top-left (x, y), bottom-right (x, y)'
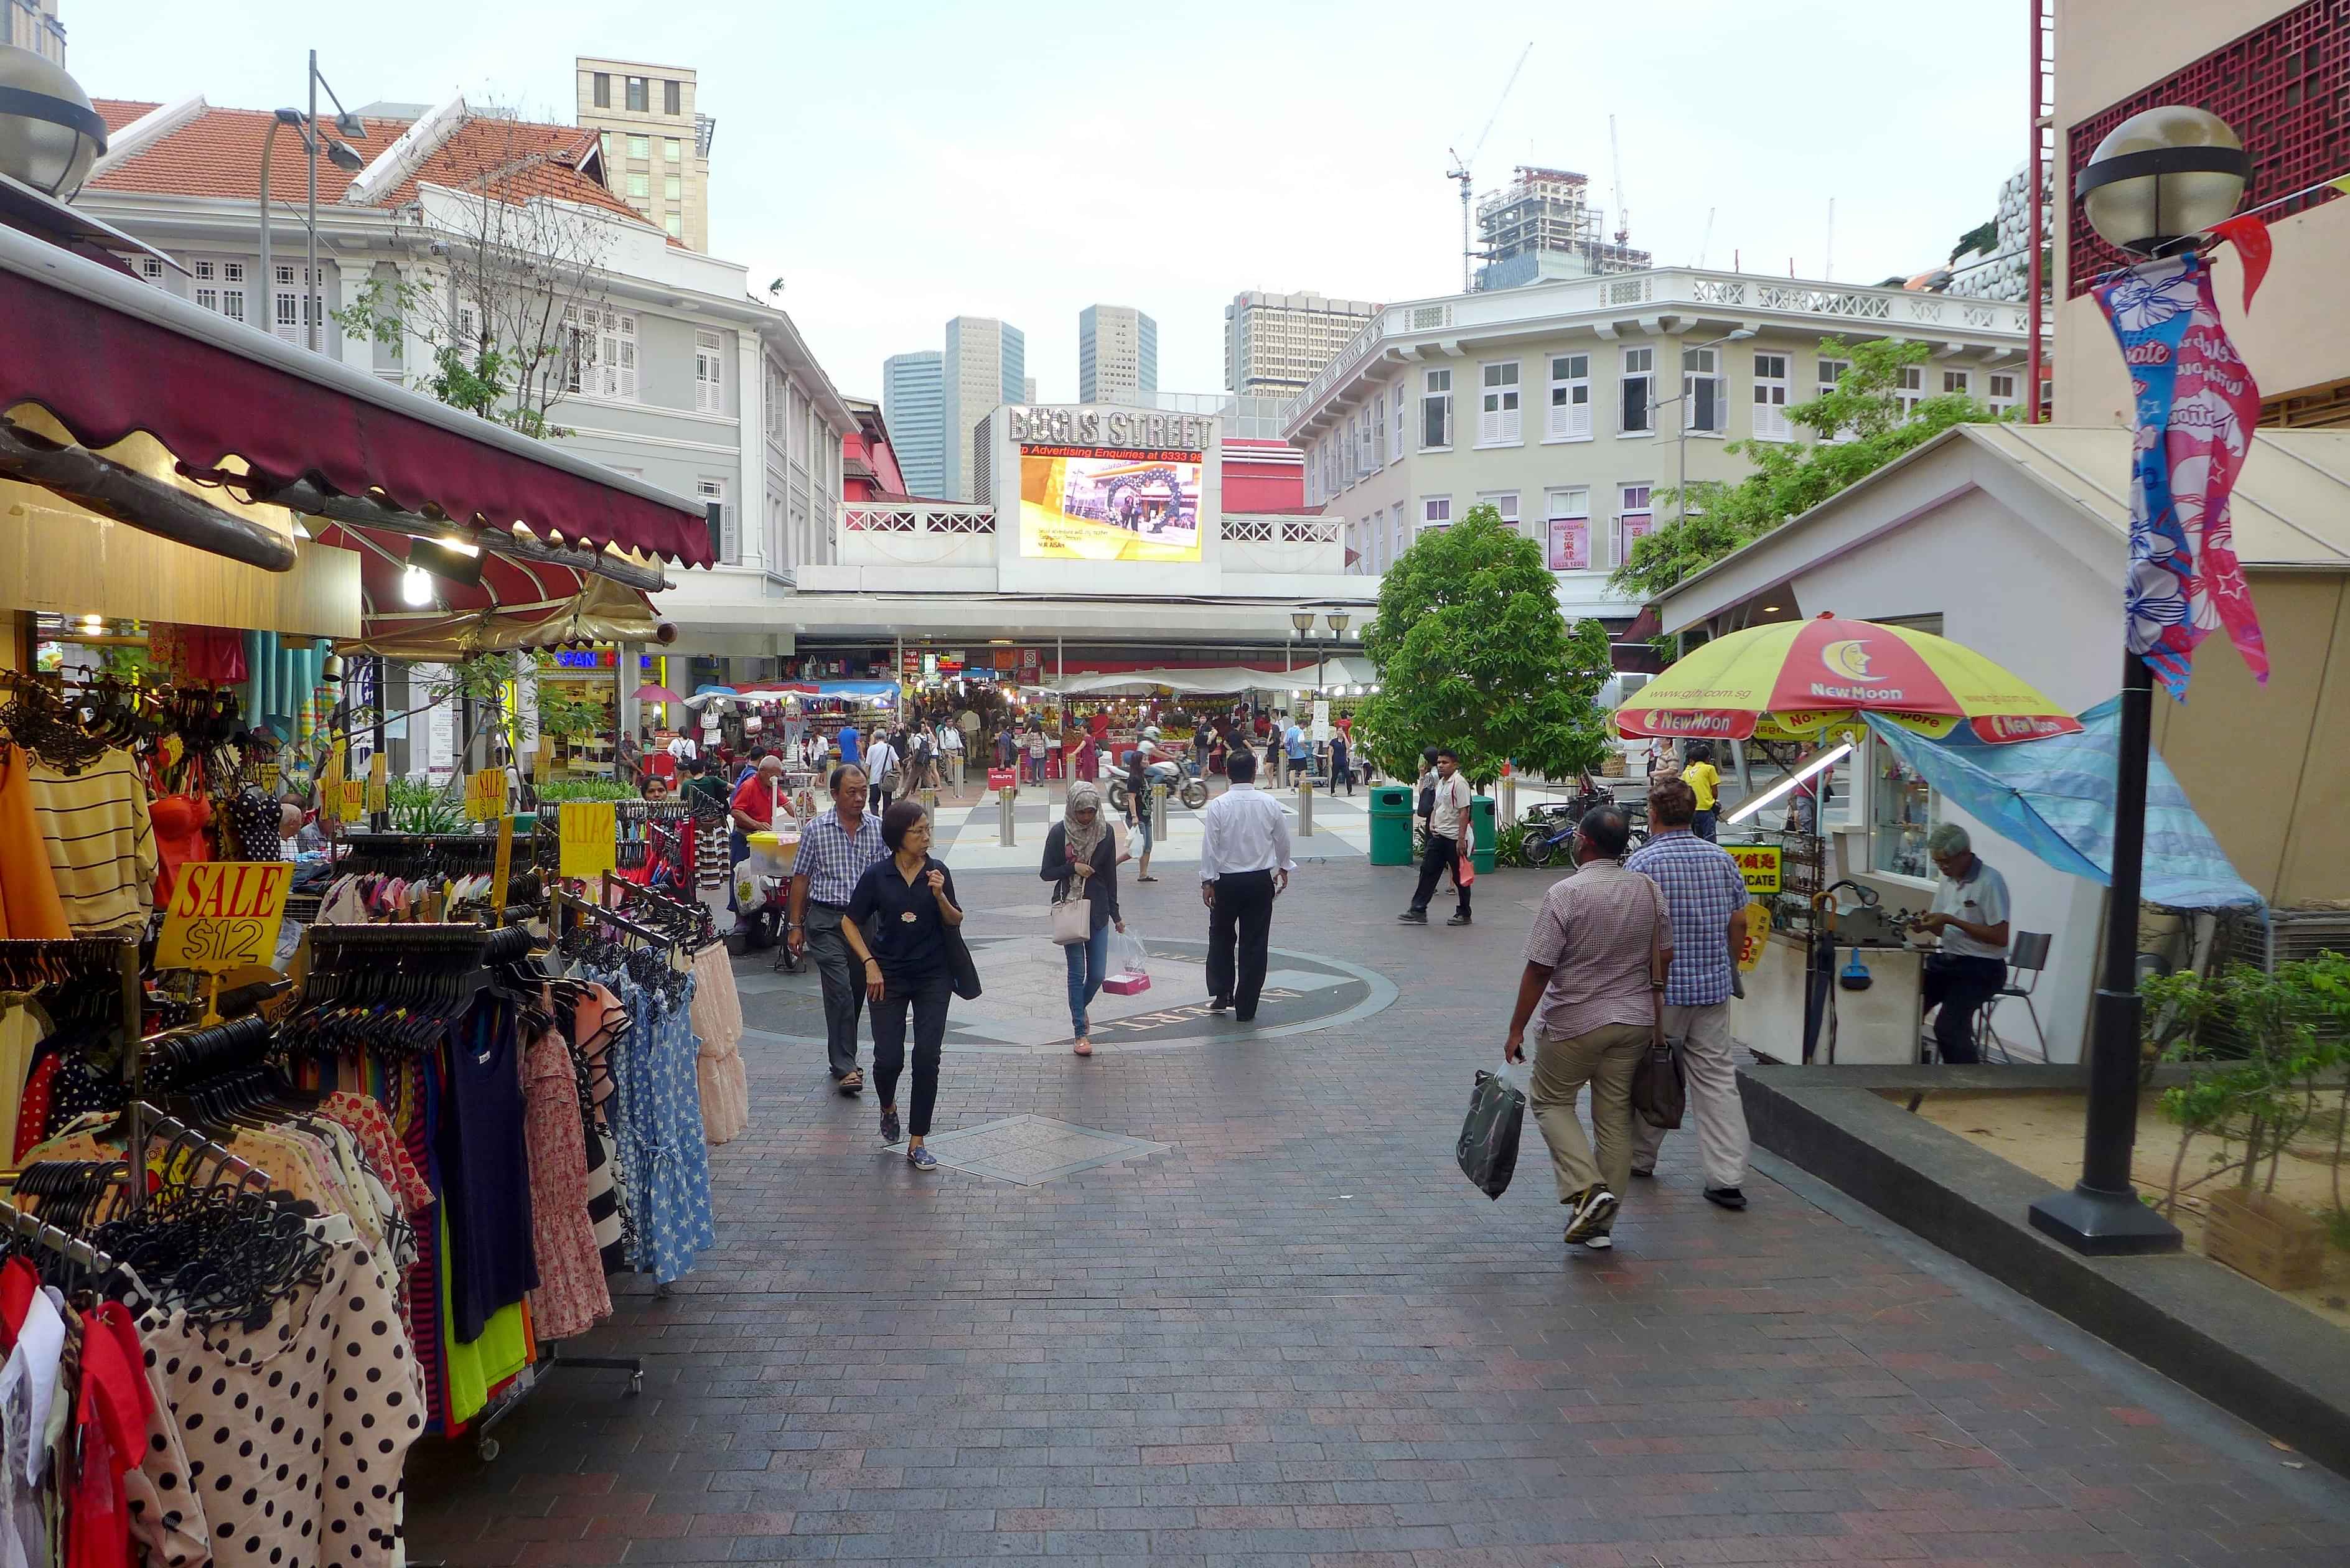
top-left (1019, 442), bottom-right (1203, 562)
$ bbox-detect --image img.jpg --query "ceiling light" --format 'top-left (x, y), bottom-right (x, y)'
top-left (1761, 604), bottom-right (1782, 612)
top-left (399, 565), bottom-right (433, 607)
top-left (79, 614), bottom-right (103, 634)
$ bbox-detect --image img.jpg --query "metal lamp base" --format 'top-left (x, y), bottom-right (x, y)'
top-left (2028, 1183), bottom-right (2183, 1256)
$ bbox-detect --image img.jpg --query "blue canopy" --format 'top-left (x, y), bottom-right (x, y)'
top-left (1863, 698), bottom-right (2263, 910)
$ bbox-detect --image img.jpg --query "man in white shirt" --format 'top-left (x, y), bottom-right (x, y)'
top-left (864, 732), bottom-right (902, 811)
top-left (1917, 821), bottom-right (2013, 1065)
top-left (1196, 750), bottom-right (1295, 1021)
top-left (939, 720), bottom-right (965, 792)
top-left (1401, 747), bottom-right (1476, 926)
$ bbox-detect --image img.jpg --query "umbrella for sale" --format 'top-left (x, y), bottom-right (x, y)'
top-left (1614, 613), bottom-right (2083, 746)
top-left (634, 684), bottom-right (683, 705)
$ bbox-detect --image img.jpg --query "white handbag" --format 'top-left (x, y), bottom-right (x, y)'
top-left (1051, 892), bottom-right (1092, 945)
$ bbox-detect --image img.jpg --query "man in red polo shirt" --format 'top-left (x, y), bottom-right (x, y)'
top-left (729, 754), bottom-right (792, 946)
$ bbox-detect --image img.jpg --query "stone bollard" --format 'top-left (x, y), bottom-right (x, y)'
top-left (1298, 777), bottom-right (1314, 836)
top-left (1151, 783), bottom-right (1167, 844)
top-left (998, 786), bottom-right (1016, 846)
top-left (1497, 775), bottom-right (1515, 833)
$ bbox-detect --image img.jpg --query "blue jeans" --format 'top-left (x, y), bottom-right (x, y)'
top-left (1065, 922), bottom-right (1110, 1036)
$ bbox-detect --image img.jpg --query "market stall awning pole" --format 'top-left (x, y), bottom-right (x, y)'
top-left (0, 414), bottom-right (294, 571)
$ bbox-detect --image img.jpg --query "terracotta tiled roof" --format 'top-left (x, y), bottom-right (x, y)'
top-left (93, 99), bottom-right (159, 134)
top-left (369, 116), bottom-right (645, 226)
top-left (87, 101), bottom-right (651, 231)
top-left (90, 104), bottom-right (401, 203)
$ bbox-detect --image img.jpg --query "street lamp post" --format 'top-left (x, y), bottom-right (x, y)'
top-left (2026, 106), bottom-right (2249, 1257)
top-left (256, 57), bottom-right (366, 355)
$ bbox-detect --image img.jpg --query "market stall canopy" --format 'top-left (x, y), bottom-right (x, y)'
top-left (1615, 614), bottom-right (2082, 745)
top-left (0, 220), bottom-right (714, 569)
top-left (733, 680), bottom-right (899, 703)
top-left (1864, 700), bottom-right (2262, 910)
top-left (328, 524), bottom-right (668, 658)
top-left (1054, 660), bottom-right (1374, 697)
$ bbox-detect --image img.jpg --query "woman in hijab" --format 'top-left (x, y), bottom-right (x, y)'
top-left (1039, 780), bottom-right (1123, 1057)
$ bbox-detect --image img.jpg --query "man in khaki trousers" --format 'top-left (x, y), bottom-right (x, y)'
top-left (1624, 778), bottom-right (1756, 1209)
top-left (1502, 806), bottom-right (1672, 1253)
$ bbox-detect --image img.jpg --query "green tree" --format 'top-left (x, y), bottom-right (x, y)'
top-left (1609, 337), bottom-right (2010, 610)
top-left (1357, 504), bottom-right (1615, 786)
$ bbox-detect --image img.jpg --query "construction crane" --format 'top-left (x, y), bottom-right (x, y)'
top-left (1608, 114), bottom-right (1629, 247)
top-left (1446, 40), bottom-right (1534, 292)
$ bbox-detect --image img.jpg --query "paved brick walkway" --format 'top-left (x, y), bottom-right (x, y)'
top-left (409, 860), bottom-right (2350, 1566)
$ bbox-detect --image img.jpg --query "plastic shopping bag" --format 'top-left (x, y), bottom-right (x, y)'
top-left (1456, 1066), bottom-right (1525, 1200)
top-left (1102, 928), bottom-right (1151, 995)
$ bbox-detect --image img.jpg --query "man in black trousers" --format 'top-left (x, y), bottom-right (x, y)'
top-left (1197, 750), bottom-right (1294, 1021)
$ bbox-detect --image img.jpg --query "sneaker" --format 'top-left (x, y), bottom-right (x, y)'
top-left (1704, 1187), bottom-right (1748, 1211)
top-left (879, 1108), bottom-right (901, 1146)
top-left (1563, 1187), bottom-right (1619, 1245)
top-left (906, 1145), bottom-right (939, 1172)
top-left (1397, 910), bottom-right (1429, 925)
top-left (1207, 995), bottom-right (1231, 1013)
top-left (1580, 1234), bottom-right (1614, 1251)
top-left (1446, 911), bottom-right (1472, 926)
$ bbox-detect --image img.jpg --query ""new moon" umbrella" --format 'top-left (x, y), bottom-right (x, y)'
top-left (1615, 613), bottom-right (2084, 745)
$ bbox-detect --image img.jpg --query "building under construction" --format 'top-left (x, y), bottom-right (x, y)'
top-left (1474, 167), bottom-right (1651, 292)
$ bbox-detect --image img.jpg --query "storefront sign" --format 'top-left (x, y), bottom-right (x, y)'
top-left (559, 801), bottom-right (619, 878)
top-left (1722, 843), bottom-right (1782, 895)
top-left (1006, 405), bottom-right (1212, 451)
top-left (155, 862), bottom-right (293, 971)
top-left (988, 768), bottom-right (1017, 791)
top-left (465, 767), bottom-right (506, 822)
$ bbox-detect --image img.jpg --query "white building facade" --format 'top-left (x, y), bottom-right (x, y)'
top-left (1285, 268), bottom-right (2033, 626)
top-left (80, 93), bottom-right (854, 665)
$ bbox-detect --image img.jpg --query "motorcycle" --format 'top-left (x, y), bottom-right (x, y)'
top-left (1107, 755), bottom-right (1209, 813)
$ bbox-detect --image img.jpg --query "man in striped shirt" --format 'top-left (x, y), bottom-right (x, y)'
top-left (786, 765), bottom-right (887, 1093)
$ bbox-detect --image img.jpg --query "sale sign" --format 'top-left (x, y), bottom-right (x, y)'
top-left (465, 767), bottom-right (507, 822)
top-left (154, 862), bottom-right (294, 972)
top-left (559, 800), bottom-right (619, 878)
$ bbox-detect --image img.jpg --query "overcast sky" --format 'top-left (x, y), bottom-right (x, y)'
top-left (78, 1), bottom-right (2026, 408)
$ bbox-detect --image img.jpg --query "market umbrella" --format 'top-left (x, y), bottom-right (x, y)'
top-left (1614, 612), bottom-right (2084, 746)
top-left (634, 684), bottom-right (683, 705)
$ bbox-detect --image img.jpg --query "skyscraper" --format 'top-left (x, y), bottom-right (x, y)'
top-left (1224, 291), bottom-right (1380, 399)
top-left (1078, 304), bottom-right (1157, 403)
top-left (882, 350), bottom-right (945, 499)
top-left (574, 57), bottom-right (714, 250)
top-left (942, 316), bottom-right (1024, 502)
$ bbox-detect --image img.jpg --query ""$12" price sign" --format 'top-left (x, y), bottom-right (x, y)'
top-left (154, 862), bottom-right (294, 972)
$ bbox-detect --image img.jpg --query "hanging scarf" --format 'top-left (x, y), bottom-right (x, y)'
top-left (1062, 782), bottom-right (1107, 867)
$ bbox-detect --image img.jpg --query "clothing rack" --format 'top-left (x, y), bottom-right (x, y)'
top-left (0, 1194), bottom-right (118, 1274)
top-left (0, 938), bottom-right (146, 1215)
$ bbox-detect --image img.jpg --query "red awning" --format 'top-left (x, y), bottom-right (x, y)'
top-left (0, 225), bottom-right (712, 567)
top-left (314, 518), bottom-right (670, 654)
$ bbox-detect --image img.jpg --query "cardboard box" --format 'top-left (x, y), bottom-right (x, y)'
top-left (2204, 1186), bottom-right (2325, 1291)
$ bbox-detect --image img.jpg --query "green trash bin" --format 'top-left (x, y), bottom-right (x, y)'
top-left (1470, 795), bottom-right (1497, 874)
top-left (1368, 784), bottom-right (1414, 866)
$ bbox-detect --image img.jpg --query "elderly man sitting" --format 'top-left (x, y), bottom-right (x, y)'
top-left (1917, 822), bottom-right (2012, 1066)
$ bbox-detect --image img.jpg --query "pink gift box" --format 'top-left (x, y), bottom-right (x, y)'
top-left (1101, 972), bottom-right (1151, 995)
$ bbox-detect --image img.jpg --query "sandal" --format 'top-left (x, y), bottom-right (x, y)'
top-left (835, 1069), bottom-right (863, 1094)
top-left (1136, 875), bottom-right (1159, 883)
top-left (1072, 1038), bottom-right (1093, 1057)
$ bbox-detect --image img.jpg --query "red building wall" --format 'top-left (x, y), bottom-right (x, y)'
top-left (1220, 439), bottom-right (1304, 512)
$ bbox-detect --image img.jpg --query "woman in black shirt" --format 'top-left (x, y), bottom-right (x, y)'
top-left (841, 800), bottom-right (965, 1170)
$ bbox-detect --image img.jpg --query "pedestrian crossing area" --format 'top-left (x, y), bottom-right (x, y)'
top-left (922, 785), bottom-right (1375, 871)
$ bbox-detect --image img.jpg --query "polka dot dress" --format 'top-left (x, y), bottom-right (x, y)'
top-left (140, 1238), bottom-right (424, 1568)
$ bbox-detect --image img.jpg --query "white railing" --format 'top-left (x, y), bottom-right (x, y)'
top-left (1225, 516), bottom-right (1275, 542)
top-left (840, 503), bottom-right (996, 535)
top-left (1282, 268), bottom-right (2035, 437)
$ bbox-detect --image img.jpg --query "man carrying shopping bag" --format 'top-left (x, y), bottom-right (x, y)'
top-left (1500, 805), bottom-right (1672, 1253)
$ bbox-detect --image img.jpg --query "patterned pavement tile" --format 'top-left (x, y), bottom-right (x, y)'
top-left (406, 857), bottom-right (2350, 1567)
